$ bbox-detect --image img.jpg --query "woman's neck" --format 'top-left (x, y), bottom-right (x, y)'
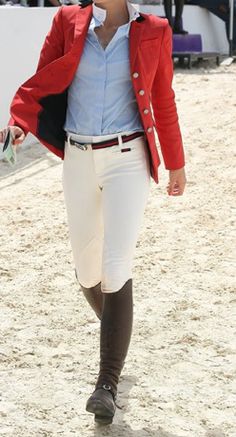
top-left (94, 0), bottom-right (129, 28)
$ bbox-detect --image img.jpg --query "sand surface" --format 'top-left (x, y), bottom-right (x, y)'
top-left (0, 62), bottom-right (235, 437)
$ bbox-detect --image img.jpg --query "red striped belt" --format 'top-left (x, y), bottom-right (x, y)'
top-left (67, 131), bottom-right (144, 150)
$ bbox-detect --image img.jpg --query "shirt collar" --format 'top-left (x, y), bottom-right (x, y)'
top-left (92, 2), bottom-right (140, 25)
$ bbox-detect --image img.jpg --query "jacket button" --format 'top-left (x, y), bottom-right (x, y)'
top-left (147, 127), bottom-right (153, 133)
top-left (143, 109), bottom-right (149, 114)
top-left (133, 72), bottom-right (139, 78)
top-left (139, 90), bottom-right (145, 96)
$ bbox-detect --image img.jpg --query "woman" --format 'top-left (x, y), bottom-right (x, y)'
top-left (0, 0), bottom-right (186, 425)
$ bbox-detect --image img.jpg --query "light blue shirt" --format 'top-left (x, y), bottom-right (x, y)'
top-left (64, 2), bottom-right (143, 136)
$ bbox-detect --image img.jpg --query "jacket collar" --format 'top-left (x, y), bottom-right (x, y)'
top-left (74, 4), bottom-right (93, 43)
top-left (129, 15), bottom-right (145, 69)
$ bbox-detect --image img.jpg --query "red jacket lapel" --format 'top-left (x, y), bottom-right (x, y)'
top-left (129, 18), bottom-right (145, 70)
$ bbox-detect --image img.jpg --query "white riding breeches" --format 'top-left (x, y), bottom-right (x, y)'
top-left (62, 133), bottom-right (150, 293)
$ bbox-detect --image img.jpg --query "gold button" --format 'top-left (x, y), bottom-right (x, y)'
top-left (147, 127), bottom-right (153, 133)
top-left (139, 90), bottom-right (145, 96)
top-left (143, 109), bottom-right (149, 114)
top-left (133, 72), bottom-right (139, 78)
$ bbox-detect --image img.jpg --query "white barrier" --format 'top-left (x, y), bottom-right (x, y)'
top-left (0, 7), bottom-right (58, 145)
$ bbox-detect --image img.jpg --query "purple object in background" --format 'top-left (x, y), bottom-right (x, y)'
top-left (173, 34), bottom-right (203, 52)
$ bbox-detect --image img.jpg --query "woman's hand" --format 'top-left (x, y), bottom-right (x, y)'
top-left (167, 167), bottom-right (186, 196)
top-left (0, 126), bottom-right (25, 146)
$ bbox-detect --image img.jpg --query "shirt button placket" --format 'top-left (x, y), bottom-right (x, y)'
top-left (100, 49), bottom-right (107, 133)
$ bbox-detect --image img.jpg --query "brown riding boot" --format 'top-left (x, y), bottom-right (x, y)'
top-left (75, 268), bottom-right (103, 320)
top-left (80, 282), bottom-right (104, 320)
top-left (86, 279), bottom-right (133, 424)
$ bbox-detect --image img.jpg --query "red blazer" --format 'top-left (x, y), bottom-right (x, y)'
top-left (9, 4), bottom-right (185, 183)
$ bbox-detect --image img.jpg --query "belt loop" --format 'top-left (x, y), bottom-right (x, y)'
top-left (67, 134), bottom-right (71, 146)
top-left (118, 134), bottom-right (123, 148)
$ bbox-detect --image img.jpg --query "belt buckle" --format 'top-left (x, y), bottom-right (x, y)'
top-left (75, 143), bottom-right (88, 151)
top-left (72, 140), bottom-right (89, 150)
top-left (67, 134), bottom-right (89, 151)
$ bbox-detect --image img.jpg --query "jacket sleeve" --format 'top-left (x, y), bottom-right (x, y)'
top-left (8, 7), bottom-right (65, 131)
top-left (151, 24), bottom-right (185, 170)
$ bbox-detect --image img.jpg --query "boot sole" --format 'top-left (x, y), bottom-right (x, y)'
top-left (86, 399), bottom-right (115, 425)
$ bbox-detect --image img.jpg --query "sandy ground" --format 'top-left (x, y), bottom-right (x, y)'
top-left (0, 61), bottom-right (236, 437)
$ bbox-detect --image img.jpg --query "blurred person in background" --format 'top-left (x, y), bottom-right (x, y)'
top-left (0, 0), bottom-right (25, 5)
top-left (186, 0), bottom-right (236, 52)
top-left (164, 0), bottom-right (188, 33)
top-left (28, 0), bottom-right (61, 6)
